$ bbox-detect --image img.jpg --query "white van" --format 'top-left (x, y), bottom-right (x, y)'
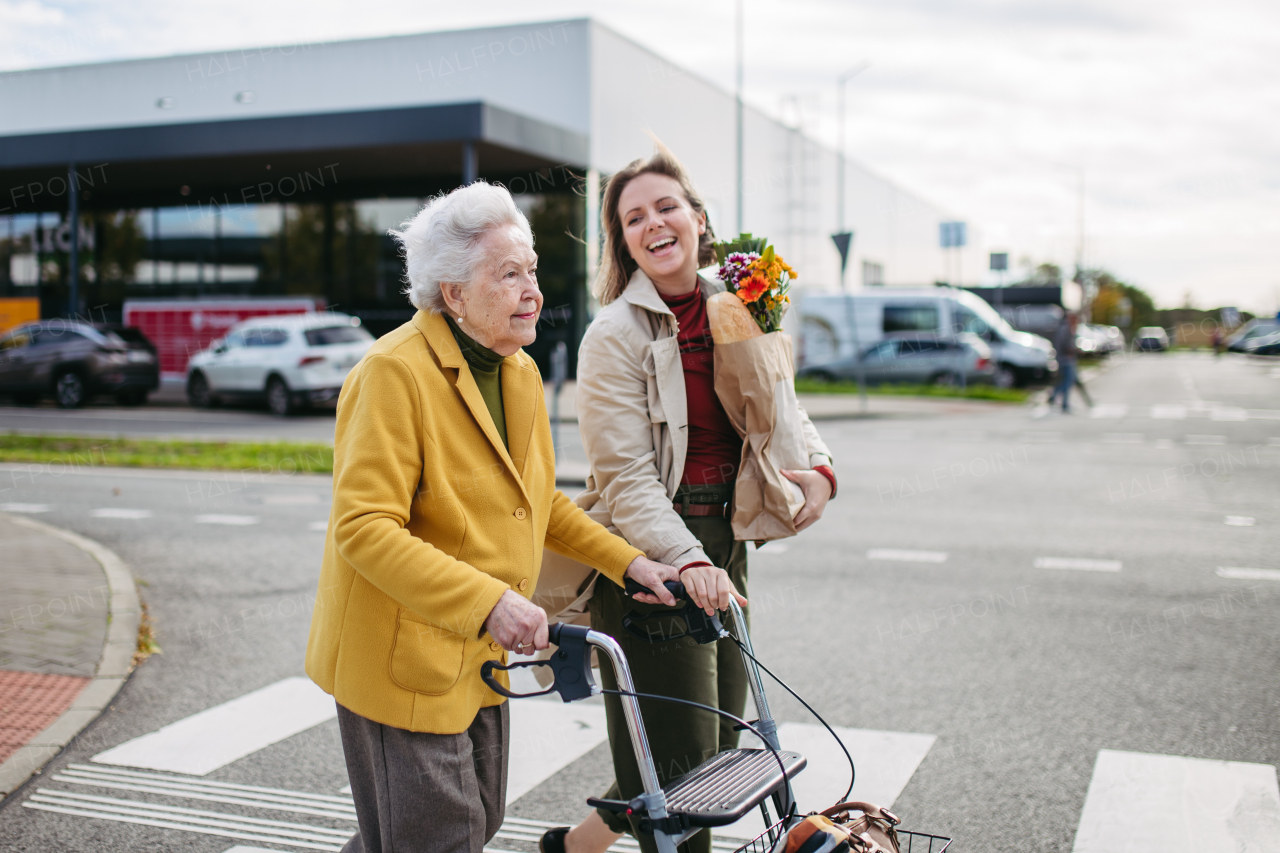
top-left (796, 287), bottom-right (1056, 387)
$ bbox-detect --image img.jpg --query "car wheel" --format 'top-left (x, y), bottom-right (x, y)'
top-left (992, 364), bottom-right (1017, 389)
top-left (115, 389), bottom-right (148, 406)
top-left (266, 376), bottom-right (294, 417)
top-left (54, 370), bottom-right (86, 408)
top-left (187, 372), bottom-right (217, 408)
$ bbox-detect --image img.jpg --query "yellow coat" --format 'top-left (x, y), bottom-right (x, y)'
top-left (305, 310), bottom-right (643, 734)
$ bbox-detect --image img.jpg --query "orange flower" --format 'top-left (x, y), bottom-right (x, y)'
top-left (736, 273), bottom-right (770, 303)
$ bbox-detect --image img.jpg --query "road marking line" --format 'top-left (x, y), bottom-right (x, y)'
top-left (1209, 407), bottom-right (1248, 421)
top-left (23, 798), bottom-right (343, 851)
top-left (1185, 435), bottom-right (1227, 445)
top-left (92, 677), bottom-right (336, 775)
top-left (224, 847), bottom-right (294, 853)
top-left (261, 494), bottom-right (322, 505)
top-left (1035, 557), bottom-right (1122, 572)
top-left (308, 521), bottom-right (328, 531)
top-left (29, 789), bottom-right (350, 839)
top-left (722, 724), bottom-right (936, 839)
top-left (1071, 749), bottom-right (1280, 853)
top-left (196, 514), bottom-right (260, 526)
top-left (1090, 404), bottom-right (1128, 419)
top-left (505, 698), bottom-right (609, 805)
top-left (867, 549), bottom-right (948, 563)
top-left (0, 502), bottom-right (52, 513)
top-left (1150, 405), bottom-right (1187, 419)
top-left (1224, 516), bottom-right (1256, 526)
top-left (1101, 433), bottom-right (1144, 444)
top-left (1217, 567), bottom-right (1280, 581)
top-left (89, 508), bottom-right (153, 519)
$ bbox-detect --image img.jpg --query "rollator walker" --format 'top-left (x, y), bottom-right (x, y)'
top-left (483, 580), bottom-right (952, 853)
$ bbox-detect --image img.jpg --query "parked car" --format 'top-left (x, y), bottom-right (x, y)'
top-left (1225, 319), bottom-right (1279, 353)
top-left (186, 313), bottom-right (374, 415)
top-left (1134, 326), bottom-right (1170, 352)
top-left (0, 321), bottom-right (159, 407)
top-left (798, 332), bottom-right (996, 387)
top-left (1077, 324), bottom-right (1124, 355)
top-left (1245, 329), bottom-right (1280, 356)
top-left (798, 287), bottom-right (1054, 388)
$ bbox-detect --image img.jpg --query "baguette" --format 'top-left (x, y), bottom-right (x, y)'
top-left (707, 292), bottom-right (764, 344)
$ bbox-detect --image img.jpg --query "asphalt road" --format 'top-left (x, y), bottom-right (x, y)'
top-left (0, 351), bottom-right (1277, 852)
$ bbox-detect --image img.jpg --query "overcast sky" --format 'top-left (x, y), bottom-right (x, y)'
top-left (3, 0), bottom-right (1277, 313)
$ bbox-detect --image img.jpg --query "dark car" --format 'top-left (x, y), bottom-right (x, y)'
top-left (0, 321), bottom-right (160, 407)
top-left (798, 332), bottom-right (996, 386)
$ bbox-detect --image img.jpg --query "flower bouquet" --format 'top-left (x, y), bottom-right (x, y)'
top-left (707, 234), bottom-right (811, 541)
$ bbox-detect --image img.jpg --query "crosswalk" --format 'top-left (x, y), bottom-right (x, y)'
top-left (19, 673), bottom-right (1280, 851)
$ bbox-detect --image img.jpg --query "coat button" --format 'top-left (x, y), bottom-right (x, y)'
top-left (518, 578), bottom-right (529, 592)
top-left (490, 641), bottom-right (502, 652)
top-left (514, 507), bottom-right (527, 520)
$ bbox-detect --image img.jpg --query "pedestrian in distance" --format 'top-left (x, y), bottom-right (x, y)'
top-left (538, 146), bottom-right (836, 853)
top-left (1049, 311), bottom-right (1082, 413)
top-left (304, 181), bottom-right (686, 853)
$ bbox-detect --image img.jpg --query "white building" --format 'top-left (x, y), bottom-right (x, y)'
top-left (0, 18), bottom-right (955, 365)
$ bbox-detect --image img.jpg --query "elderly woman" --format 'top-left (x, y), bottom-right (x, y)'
top-left (305, 181), bottom-right (687, 853)
top-left (540, 149), bottom-right (834, 853)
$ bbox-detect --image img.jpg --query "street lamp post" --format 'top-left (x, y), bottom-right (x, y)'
top-left (735, 0), bottom-right (744, 234)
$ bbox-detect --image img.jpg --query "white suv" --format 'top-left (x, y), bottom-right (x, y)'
top-left (186, 313), bottom-right (374, 415)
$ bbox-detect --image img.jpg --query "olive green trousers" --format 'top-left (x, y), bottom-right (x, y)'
top-left (589, 485), bottom-right (749, 853)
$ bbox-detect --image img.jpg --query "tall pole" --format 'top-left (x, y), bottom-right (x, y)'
top-left (836, 64), bottom-right (869, 413)
top-left (734, 0), bottom-right (744, 234)
top-left (67, 163), bottom-right (79, 318)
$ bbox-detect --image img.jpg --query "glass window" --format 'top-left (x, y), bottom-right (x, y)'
top-left (953, 307), bottom-right (993, 337)
top-left (0, 329), bottom-right (32, 350)
top-left (305, 326), bottom-right (374, 346)
top-left (222, 331), bottom-right (247, 349)
top-left (243, 327), bottom-right (290, 347)
top-left (864, 340), bottom-right (898, 359)
top-left (883, 305), bottom-right (938, 333)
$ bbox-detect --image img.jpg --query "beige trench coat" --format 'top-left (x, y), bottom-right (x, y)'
top-left (535, 270), bottom-right (832, 624)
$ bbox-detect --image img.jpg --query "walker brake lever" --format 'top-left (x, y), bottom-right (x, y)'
top-left (480, 623), bottom-right (597, 703)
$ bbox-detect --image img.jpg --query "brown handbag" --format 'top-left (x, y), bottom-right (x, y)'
top-left (819, 801), bottom-right (902, 853)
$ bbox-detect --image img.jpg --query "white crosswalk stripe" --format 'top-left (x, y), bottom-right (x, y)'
top-left (196, 514), bottom-right (261, 525)
top-left (0, 502), bottom-right (52, 512)
top-left (1035, 557), bottom-right (1122, 572)
top-left (89, 507), bottom-right (153, 519)
top-left (1072, 749), bottom-right (1280, 852)
top-left (92, 677), bottom-right (337, 775)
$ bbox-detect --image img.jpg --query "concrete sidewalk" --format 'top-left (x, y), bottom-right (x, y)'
top-left (0, 514), bottom-right (140, 804)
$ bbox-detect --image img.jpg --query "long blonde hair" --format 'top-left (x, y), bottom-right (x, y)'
top-left (594, 145), bottom-right (716, 306)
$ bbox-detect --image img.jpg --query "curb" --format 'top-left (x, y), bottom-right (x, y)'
top-left (0, 514), bottom-right (140, 803)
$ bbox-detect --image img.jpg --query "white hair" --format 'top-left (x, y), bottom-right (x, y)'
top-left (391, 181), bottom-right (534, 314)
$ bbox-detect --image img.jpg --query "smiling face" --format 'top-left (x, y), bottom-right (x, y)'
top-left (441, 224), bottom-right (542, 357)
top-left (617, 172), bottom-right (707, 296)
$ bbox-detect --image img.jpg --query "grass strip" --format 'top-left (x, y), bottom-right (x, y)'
top-left (794, 379), bottom-right (1030, 403)
top-left (0, 433), bottom-right (334, 474)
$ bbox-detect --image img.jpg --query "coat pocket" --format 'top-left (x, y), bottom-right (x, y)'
top-left (389, 609), bottom-right (468, 696)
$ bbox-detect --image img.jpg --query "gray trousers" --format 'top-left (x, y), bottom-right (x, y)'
top-left (337, 702), bottom-right (509, 853)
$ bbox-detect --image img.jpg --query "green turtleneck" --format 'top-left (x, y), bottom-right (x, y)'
top-left (446, 316), bottom-right (508, 449)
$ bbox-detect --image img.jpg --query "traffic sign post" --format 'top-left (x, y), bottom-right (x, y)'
top-left (831, 231), bottom-right (867, 412)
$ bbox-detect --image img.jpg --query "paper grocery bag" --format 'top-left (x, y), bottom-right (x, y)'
top-left (714, 332), bottom-right (810, 541)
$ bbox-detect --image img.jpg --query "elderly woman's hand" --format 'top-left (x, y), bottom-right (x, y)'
top-left (484, 590), bottom-right (549, 653)
top-left (782, 468), bottom-right (833, 532)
